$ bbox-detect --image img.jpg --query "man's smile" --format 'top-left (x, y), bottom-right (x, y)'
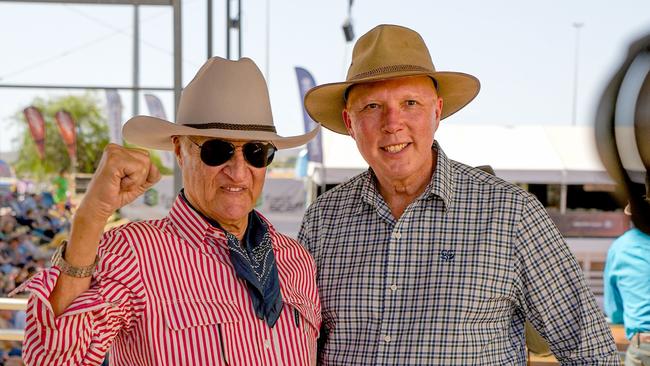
top-left (381, 142), bottom-right (411, 153)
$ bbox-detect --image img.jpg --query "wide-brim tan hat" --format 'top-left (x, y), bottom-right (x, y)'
top-left (304, 24), bottom-right (480, 135)
top-left (123, 57), bottom-right (320, 150)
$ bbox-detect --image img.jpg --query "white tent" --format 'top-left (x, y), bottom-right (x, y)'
top-left (311, 125), bottom-right (618, 186)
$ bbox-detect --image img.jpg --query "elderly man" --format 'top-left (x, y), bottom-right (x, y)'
top-left (299, 24), bottom-right (618, 365)
top-left (14, 57), bottom-right (321, 365)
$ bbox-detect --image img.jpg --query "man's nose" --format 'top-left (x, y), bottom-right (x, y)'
top-left (224, 147), bottom-right (248, 180)
top-left (381, 105), bottom-right (404, 134)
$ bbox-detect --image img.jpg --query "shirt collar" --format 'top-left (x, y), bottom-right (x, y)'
top-left (168, 192), bottom-right (223, 247)
top-left (360, 141), bottom-right (455, 212)
top-left (427, 141), bottom-right (455, 209)
top-left (167, 191), bottom-right (278, 247)
top-left (360, 170), bottom-right (383, 210)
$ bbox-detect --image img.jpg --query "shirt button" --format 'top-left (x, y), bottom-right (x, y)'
top-left (264, 339), bottom-right (271, 349)
top-left (391, 231), bottom-right (401, 239)
top-left (383, 335), bottom-right (392, 343)
top-left (390, 284), bottom-right (398, 292)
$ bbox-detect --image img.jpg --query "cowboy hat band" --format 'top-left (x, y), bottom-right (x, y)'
top-left (184, 122), bottom-right (277, 133)
top-left (304, 24), bottom-right (481, 135)
top-left (123, 57), bottom-right (320, 150)
top-left (342, 66), bottom-right (440, 102)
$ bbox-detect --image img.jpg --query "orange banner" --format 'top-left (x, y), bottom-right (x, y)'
top-left (23, 106), bottom-right (46, 159)
top-left (54, 110), bottom-right (77, 159)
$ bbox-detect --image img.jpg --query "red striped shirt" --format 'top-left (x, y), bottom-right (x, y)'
top-left (16, 195), bottom-right (320, 365)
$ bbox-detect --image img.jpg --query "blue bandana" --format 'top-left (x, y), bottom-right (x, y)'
top-left (226, 212), bottom-right (284, 327)
top-left (180, 191), bottom-right (283, 327)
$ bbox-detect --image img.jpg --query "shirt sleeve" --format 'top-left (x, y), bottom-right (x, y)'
top-left (603, 242), bottom-right (624, 324)
top-left (15, 228), bottom-right (147, 366)
top-left (514, 194), bottom-right (619, 365)
top-left (298, 202), bottom-right (329, 362)
top-left (298, 203), bottom-right (321, 267)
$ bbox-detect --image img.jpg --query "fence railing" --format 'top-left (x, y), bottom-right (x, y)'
top-left (0, 297), bottom-right (27, 341)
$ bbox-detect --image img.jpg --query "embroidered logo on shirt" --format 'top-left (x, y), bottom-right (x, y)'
top-left (440, 250), bottom-right (455, 262)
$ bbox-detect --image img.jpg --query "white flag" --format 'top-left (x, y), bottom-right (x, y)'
top-left (105, 89), bottom-right (123, 144)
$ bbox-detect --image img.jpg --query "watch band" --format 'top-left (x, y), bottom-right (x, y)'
top-left (51, 240), bottom-right (99, 278)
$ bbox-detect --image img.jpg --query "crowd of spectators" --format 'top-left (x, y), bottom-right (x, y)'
top-left (0, 186), bottom-right (73, 365)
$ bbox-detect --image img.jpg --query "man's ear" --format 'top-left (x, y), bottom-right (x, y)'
top-left (431, 97), bottom-right (444, 134)
top-left (435, 96), bottom-right (444, 122)
top-left (342, 109), bottom-right (356, 140)
top-left (171, 136), bottom-right (183, 167)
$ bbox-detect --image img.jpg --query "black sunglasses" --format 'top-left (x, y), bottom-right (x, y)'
top-left (188, 138), bottom-right (276, 168)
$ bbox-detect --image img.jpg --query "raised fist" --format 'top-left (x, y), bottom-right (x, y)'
top-left (77, 143), bottom-right (162, 222)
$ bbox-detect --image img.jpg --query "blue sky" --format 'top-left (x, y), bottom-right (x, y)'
top-left (1, 0), bottom-right (649, 153)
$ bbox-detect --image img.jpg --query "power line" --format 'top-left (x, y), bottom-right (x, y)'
top-left (0, 31), bottom-right (122, 80)
top-left (63, 5), bottom-right (176, 57)
top-left (0, 1), bottom-right (201, 81)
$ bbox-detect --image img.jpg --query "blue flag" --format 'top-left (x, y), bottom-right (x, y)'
top-left (295, 67), bottom-right (323, 163)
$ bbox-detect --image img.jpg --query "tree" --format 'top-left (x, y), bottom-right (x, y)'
top-left (12, 93), bottom-right (172, 180)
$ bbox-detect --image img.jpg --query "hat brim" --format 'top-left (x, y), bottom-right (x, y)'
top-left (122, 116), bottom-right (320, 150)
top-left (304, 71), bottom-right (480, 135)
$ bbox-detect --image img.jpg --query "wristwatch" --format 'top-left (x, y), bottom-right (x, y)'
top-left (51, 240), bottom-right (99, 278)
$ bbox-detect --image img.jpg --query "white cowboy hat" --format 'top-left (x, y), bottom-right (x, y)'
top-left (123, 57), bottom-right (320, 149)
top-left (304, 24), bottom-right (480, 135)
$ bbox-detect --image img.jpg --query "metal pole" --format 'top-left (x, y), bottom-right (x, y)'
top-left (173, 0), bottom-right (183, 193)
top-left (265, 0), bottom-right (270, 84)
top-left (226, 0), bottom-right (231, 59)
top-left (207, 0), bottom-right (212, 58)
top-left (173, 0), bottom-right (182, 120)
top-left (560, 170), bottom-right (568, 214)
top-left (237, 0), bottom-right (241, 58)
top-left (320, 166), bottom-right (327, 197)
top-left (133, 5), bottom-right (140, 116)
top-left (571, 22), bottom-right (583, 126)
top-left (0, 84), bottom-right (173, 91)
top-left (560, 184), bottom-right (567, 214)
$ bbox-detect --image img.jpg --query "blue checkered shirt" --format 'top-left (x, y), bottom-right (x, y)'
top-left (298, 142), bottom-right (618, 365)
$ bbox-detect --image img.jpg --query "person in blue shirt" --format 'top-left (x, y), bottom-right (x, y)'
top-left (604, 174), bottom-right (650, 366)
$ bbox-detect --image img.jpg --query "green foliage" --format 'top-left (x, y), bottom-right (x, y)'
top-left (12, 93), bottom-right (174, 181)
top-left (148, 150), bottom-right (174, 176)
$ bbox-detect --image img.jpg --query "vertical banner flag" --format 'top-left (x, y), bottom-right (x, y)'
top-left (54, 110), bottom-right (77, 159)
top-left (144, 94), bottom-right (167, 120)
top-left (144, 93), bottom-right (175, 169)
top-left (105, 89), bottom-right (123, 144)
top-left (23, 106), bottom-right (46, 160)
top-left (294, 67), bottom-right (323, 163)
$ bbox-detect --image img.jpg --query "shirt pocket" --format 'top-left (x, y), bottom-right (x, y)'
top-left (163, 299), bottom-right (241, 365)
top-left (284, 295), bottom-right (320, 354)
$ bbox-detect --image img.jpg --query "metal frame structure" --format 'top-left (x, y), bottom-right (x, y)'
top-left (0, 0), bottom-right (183, 188)
top-left (0, 0), bottom-right (182, 111)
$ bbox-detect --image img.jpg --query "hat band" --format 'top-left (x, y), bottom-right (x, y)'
top-left (349, 64), bottom-right (433, 81)
top-left (184, 122), bottom-right (277, 133)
